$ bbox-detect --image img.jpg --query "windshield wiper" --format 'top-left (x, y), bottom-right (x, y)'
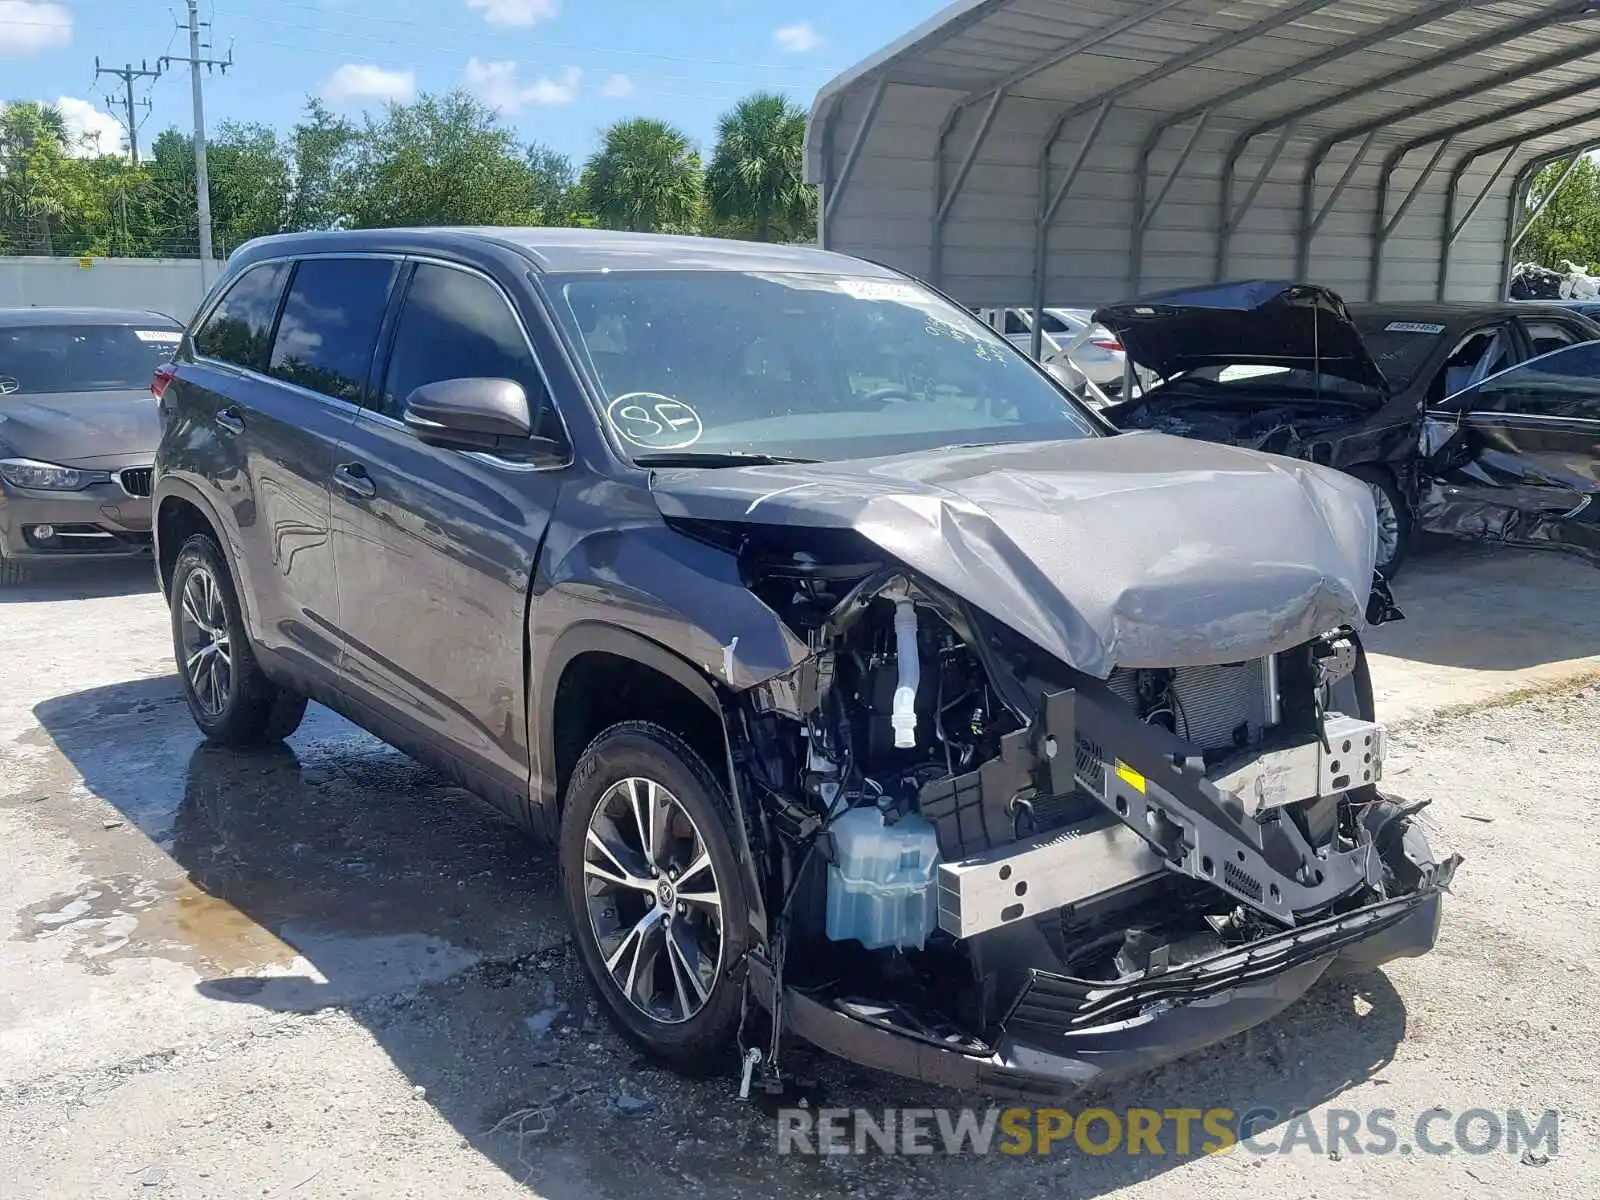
top-left (633, 451), bottom-right (819, 468)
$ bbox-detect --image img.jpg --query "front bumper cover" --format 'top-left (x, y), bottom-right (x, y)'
top-left (755, 883), bottom-right (1449, 1099)
top-left (0, 480), bottom-right (153, 560)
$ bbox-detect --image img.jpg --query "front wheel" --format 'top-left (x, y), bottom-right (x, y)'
top-left (170, 533), bottom-right (307, 746)
top-left (1348, 465), bottom-right (1411, 579)
top-left (559, 721), bottom-right (750, 1072)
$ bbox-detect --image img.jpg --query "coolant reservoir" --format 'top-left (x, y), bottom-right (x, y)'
top-left (825, 805), bottom-right (940, 950)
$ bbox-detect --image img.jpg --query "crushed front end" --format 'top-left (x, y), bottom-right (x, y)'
top-left (723, 549), bottom-right (1457, 1096)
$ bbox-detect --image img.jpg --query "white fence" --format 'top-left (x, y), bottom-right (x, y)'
top-left (0, 257), bottom-right (221, 322)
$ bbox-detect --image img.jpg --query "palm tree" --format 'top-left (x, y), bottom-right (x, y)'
top-left (705, 92), bottom-right (814, 243)
top-left (581, 118), bottom-right (703, 234)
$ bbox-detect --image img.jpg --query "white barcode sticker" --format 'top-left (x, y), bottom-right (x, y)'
top-left (835, 279), bottom-right (921, 302)
top-left (1383, 321), bottom-right (1445, 334)
top-left (135, 329), bottom-right (182, 344)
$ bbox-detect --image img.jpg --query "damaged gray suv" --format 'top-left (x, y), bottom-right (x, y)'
top-left (153, 228), bottom-right (1458, 1096)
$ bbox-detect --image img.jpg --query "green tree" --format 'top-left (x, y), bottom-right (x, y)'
top-left (0, 102), bottom-right (85, 254)
top-left (344, 91), bottom-right (544, 228)
top-left (287, 98), bottom-right (358, 232)
top-left (1519, 156), bottom-right (1600, 271)
top-left (704, 92), bottom-right (814, 242)
top-left (581, 117), bottom-right (703, 233)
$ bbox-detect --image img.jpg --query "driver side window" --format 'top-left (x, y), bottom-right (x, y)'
top-left (1440, 328), bottom-right (1508, 398)
top-left (379, 263), bottom-right (558, 439)
top-left (1459, 342), bottom-right (1600, 419)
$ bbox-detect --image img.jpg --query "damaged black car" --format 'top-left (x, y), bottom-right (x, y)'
top-left (1097, 282), bottom-right (1597, 575)
top-left (153, 229), bottom-right (1458, 1100)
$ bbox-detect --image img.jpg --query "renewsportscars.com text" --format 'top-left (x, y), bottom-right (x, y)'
top-left (776, 1106), bottom-right (1560, 1159)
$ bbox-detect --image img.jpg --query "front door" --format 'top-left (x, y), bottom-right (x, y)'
top-left (330, 260), bottom-right (565, 802)
top-left (1420, 340), bottom-right (1600, 560)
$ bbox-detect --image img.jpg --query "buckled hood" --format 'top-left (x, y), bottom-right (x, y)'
top-left (1095, 281), bottom-right (1390, 396)
top-left (649, 433), bottom-right (1379, 679)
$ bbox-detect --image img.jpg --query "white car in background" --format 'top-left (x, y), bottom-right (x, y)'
top-left (977, 307), bottom-right (1128, 396)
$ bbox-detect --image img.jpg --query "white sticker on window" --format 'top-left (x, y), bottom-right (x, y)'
top-left (835, 279), bottom-right (921, 302)
top-left (606, 392), bottom-right (703, 450)
top-left (1383, 322), bottom-right (1446, 334)
top-left (135, 329), bottom-right (182, 344)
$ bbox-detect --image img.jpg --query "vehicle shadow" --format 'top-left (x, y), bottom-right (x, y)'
top-left (1367, 536), bottom-right (1600, 672)
top-left (0, 557), bottom-right (157, 603)
top-left (32, 675), bottom-right (1411, 1199)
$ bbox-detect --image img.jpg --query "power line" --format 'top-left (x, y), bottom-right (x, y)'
top-left (213, 5), bottom-right (841, 75)
top-left (93, 58), bottom-right (163, 164)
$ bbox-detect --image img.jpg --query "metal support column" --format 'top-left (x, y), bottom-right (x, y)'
top-left (821, 77), bottom-right (888, 228)
top-left (1296, 130), bottom-right (1379, 280)
top-left (1129, 110), bottom-right (1212, 296)
top-left (1029, 100), bottom-right (1112, 359)
top-left (1437, 143), bottom-right (1519, 300)
top-left (930, 87), bottom-right (1007, 289)
top-left (1368, 138), bottom-right (1452, 298)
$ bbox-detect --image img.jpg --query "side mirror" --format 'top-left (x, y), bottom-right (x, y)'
top-left (403, 378), bottom-right (550, 454)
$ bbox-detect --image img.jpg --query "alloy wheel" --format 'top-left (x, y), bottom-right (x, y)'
top-left (1367, 480), bottom-right (1401, 570)
top-left (178, 565), bottom-right (232, 717)
top-left (582, 776), bottom-right (724, 1025)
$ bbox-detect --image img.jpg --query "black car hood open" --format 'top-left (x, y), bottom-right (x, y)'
top-left (1095, 281), bottom-right (1390, 397)
top-left (650, 433), bottom-right (1378, 679)
top-left (0, 390), bottom-right (159, 467)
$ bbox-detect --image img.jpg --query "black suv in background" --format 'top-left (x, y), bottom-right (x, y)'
top-left (153, 228), bottom-right (1454, 1098)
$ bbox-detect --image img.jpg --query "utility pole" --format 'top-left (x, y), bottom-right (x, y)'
top-left (93, 57), bottom-right (161, 165)
top-left (161, 2), bottom-right (231, 284)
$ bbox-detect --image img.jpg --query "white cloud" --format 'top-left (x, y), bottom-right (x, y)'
top-left (773, 21), bottom-right (822, 53)
top-left (600, 74), bottom-right (635, 100)
top-left (320, 63), bottom-right (417, 104)
top-left (54, 96), bottom-right (123, 157)
top-left (466, 0), bottom-right (558, 26)
top-left (462, 58), bottom-right (581, 113)
top-left (0, 1), bottom-right (72, 57)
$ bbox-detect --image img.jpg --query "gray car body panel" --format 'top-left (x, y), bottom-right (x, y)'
top-left (651, 432), bottom-right (1379, 679)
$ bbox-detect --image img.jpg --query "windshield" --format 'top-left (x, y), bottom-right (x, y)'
top-left (1351, 317), bottom-right (1447, 391)
top-left (546, 271), bottom-right (1098, 462)
top-left (0, 324), bottom-right (181, 396)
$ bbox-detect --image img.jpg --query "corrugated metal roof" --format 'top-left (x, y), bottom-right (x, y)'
top-left (807, 0), bottom-right (1600, 306)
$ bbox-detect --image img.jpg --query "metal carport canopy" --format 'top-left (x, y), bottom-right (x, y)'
top-left (805, 0), bottom-right (1600, 315)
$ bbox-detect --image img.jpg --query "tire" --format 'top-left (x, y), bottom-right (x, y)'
top-left (1348, 465), bottom-right (1411, 579)
top-left (0, 549), bottom-right (25, 587)
top-left (559, 721), bottom-right (750, 1073)
top-left (170, 533), bottom-right (308, 746)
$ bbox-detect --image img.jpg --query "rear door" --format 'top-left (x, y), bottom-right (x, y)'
top-left (329, 259), bottom-right (566, 802)
top-left (1420, 341), bottom-right (1600, 560)
top-left (170, 258), bottom-right (368, 685)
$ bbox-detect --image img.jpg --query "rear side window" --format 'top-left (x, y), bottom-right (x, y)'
top-left (1520, 320), bottom-right (1587, 358)
top-left (378, 264), bottom-right (549, 422)
top-left (193, 262), bottom-right (290, 370)
top-left (267, 257), bottom-right (396, 404)
top-left (0, 324), bottom-right (180, 395)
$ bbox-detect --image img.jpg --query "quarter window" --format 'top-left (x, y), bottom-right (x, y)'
top-left (267, 257), bottom-right (396, 403)
top-left (192, 262), bottom-right (290, 371)
top-left (379, 264), bottom-right (549, 423)
top-left (1520, 320), bottom-right (1586, 358)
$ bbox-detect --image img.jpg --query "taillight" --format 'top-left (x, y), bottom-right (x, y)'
top-left (1091, 338), bottom-right (1123, 352)
top-left (152, 363), bottom-right (176, 401)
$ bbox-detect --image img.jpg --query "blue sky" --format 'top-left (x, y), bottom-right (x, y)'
top-left (0, 0), bottom-right (942, 164)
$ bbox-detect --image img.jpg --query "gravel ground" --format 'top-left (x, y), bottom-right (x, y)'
top-left (1, 557), bottom-right (1597, 1199)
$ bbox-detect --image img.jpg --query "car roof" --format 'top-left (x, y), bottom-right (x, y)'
top-left (229, 227), bottom-right (900, 277)
top-left (0, 306), bottom-right (182, 327)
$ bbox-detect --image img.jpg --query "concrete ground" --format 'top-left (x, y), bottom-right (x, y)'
top-left (1, 541), bottom-right (1597, 1199)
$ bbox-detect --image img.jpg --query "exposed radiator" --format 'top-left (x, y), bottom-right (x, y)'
top-left (1104, 658), bottom-right (1275, 753)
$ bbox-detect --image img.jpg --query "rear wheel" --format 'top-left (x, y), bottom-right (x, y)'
top-left (170, 533), bottom-right (307, 745)
top-left (559, 721), bottom-right (749, 1072)
top-left (1348, 465), bottom-right (1410, 579)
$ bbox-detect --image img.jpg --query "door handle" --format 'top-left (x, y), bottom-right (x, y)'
top-left (214, 407), bottom-right (245, 435)
top-left (333, 462), bottom-right (377, 500)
